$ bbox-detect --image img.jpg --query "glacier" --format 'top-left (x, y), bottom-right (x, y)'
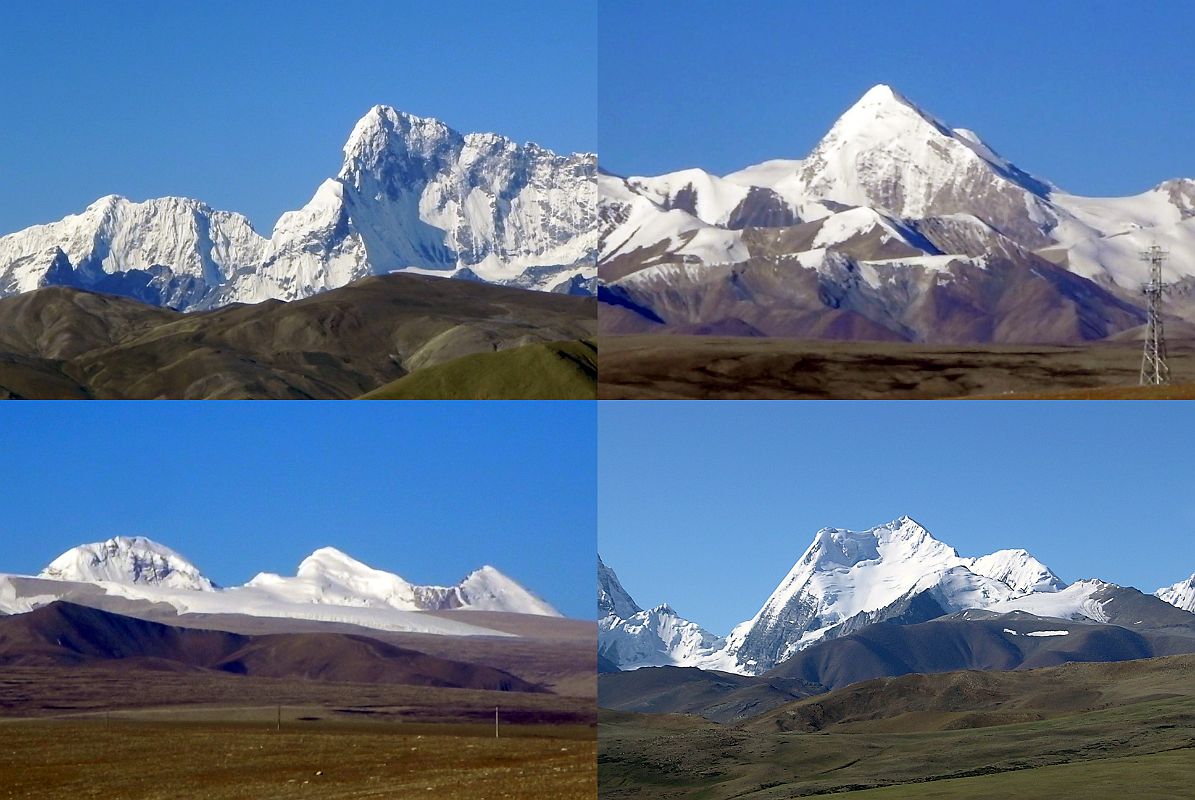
top-left (1, 535), bottom-right (561, 635)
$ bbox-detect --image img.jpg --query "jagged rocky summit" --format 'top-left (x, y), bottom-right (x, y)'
top-left (0, 107), bottom-right (596, 310)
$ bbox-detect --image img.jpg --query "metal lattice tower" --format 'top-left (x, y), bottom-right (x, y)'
top-left (1139, 244), bottom-right (1170, 386)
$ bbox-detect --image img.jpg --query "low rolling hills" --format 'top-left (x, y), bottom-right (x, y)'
top-left (599, 654), bottom-right (1195, 799)
top-left (0, 273), bottom-right (596, 399)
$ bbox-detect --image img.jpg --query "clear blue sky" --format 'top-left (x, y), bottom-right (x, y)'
top-left (0, 402), bottom-right (595, 619)
top-left (0, 1), bottom-right (596, 234)
top-left (600, 1), bottom-right (1195, 195)
top-left (600, 402), bottom-right (1195, 634)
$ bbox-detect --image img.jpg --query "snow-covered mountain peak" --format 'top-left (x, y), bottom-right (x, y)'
top-left (295, 546), bottom-right (398, 581)
top-left (251, 551), bottom-right (559, 616)
top-left (969, 548), bottom-right (1067, 593)
top-left (39, 536), bottom-right (215, 591)
top-left (341, 105), bottom-right (461, 172)
top-left (598, 554), bottom-right (643, 620)
top-left (1157, 573), bottom-right (1195, 612)
top-left (821, 84), bottom-right (952, 148)
top-left (456, 565), bottom-right (561, 617)
top-left (801, 516), bottom-right (956, 571)
top-left (597, 562), bottom-right (728, 671)
top-left (792, 85), bottom-right (1054, 227)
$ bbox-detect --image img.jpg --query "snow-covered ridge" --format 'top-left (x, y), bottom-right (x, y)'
top-left (1157, 573), bottom-right (1195, 612)
top-left (598, 515), bottom-right (1150, 675)
top-left (0, 107), bottom-right (596, 309)
top-left (597, 556), bottom-right (728, 670)
top-left (599, 83), bottom-right (1195, 340)
top-left (11, 537), bottom-right (561, 633)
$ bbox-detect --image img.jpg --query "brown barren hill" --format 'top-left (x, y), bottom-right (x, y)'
top-left (0, 602), bottom-right (540, 692)
top-left (0, 273), bottom-right (596, 399)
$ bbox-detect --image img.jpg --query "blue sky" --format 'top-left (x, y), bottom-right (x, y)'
top-left (600, 1), bottom-right (1195, 195)
top-left (0, 402), bottom-right (595, 619)
top-left (0, 1), bottom-right (596, 234)
top-left (600, 402), bottom-right (1195, 634)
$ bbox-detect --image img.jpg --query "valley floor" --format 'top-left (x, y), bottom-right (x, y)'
top-left (598, 655), bottom-right (1195, 799)
top-left (2, 715), bottom-right (595, 800)
top-left (597, 335), bottom-right (1195, 399)
top-left (0, 666), bottom-right (596, 800)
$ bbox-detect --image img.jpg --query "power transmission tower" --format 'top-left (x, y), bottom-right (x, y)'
top-left (1139, 244), bottom-right (1170, 386)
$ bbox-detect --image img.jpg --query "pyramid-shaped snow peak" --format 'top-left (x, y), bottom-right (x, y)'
top-left (720, 516), bottom-right (1064, 673)
top-left (39, 536), bottom-right (215, 591)
top-left (796, 85), bottom-right (1052, 221)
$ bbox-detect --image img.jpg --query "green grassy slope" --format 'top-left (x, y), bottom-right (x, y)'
top-left (598, 655), bottom-right (1195, 799)
top-left (360, 339), bottom-right (597, 400)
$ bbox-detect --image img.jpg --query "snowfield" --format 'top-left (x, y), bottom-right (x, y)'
top-left (1, 536), bottom-right (560, 637)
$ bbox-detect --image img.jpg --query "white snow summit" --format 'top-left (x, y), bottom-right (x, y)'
top-left (598, 516), bottom-right (1141, 675)
top-left (1, 536), bottom-right (560, 634)
top-left (0, 107), bottom-right (597, 309)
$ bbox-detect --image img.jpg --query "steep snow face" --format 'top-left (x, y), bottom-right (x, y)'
top-left (793, 85), bottom-right (1057, 247)
top-left (599, 603), bottom-right (728, 670)
top-left (718, 517), bottom-right (1076, 674)
top-left (597, 556), bottom-right (728, 670)
top-left (246, 548), bottom-right (560, 617)
top-left (722, 516), bottom-right (1009, 671)
top-left (40, 537), bottom-right (215, 591)
top-left (455, 565), bottom-right (561, 617)
top-left (1157, 574), bottom-right (1195, 612)
top-left (221, 106), bottom-right (596, 303)
top-left (598, 555), bottom-right (642, 620)
top-left (0, 107), bottom-right (596, 309)
top-left (968, 549), bottom-right (1066, 594)
top-left (0, 197), bottom-right (266, 308)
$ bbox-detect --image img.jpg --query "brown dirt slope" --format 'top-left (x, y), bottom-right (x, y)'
top-left (0, 273), bottom-right (596, 399)
top-left (0, 602), bottom-right (539, 693)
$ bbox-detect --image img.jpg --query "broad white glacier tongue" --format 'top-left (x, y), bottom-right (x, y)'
top-left (0, 106), bottom-right (596, 310)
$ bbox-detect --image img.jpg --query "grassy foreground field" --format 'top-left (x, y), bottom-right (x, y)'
top-left (597, 334), bottom-right (1195, 399)
top-left (837, 750), bottom-right (1193, 799)
top-left (1, 715), bottom-right (596, 800)
top-left (599, 655), bottom-right (1195, 799)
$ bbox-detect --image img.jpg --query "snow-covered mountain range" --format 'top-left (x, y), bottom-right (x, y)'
top-left (600, 84), bottom-right (1195, 343)
top-left (0, 107), bottom-right (596, 310)
top-left (600, 516), bottom-right (1195, 675)
top-left (0, 536), bottom-right (560, 637)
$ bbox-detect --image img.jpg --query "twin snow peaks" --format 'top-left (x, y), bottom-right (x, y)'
top-left (599, 516), bottom-right (1195, 675)
top-left (0, 106), bottom-right (597, 309)
top-left (31, 535), bottom-right (559, 617)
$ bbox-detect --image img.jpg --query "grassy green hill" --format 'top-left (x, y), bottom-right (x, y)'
top-left (360, 340), bottom-right (596, 400)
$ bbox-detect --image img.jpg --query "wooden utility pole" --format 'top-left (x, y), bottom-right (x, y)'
top-left (495, 706), bottom-right (499, 739)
